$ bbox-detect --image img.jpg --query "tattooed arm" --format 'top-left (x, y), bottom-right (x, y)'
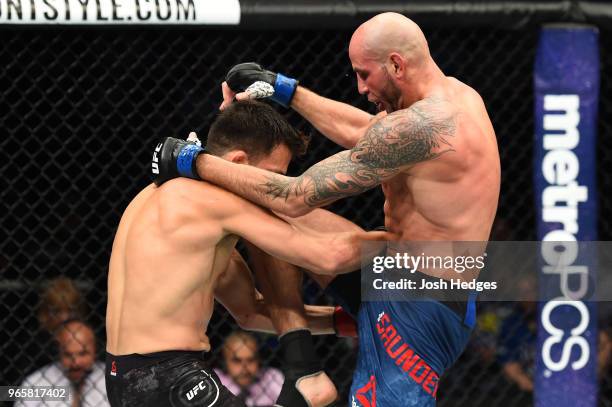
top-left (195, 99), bottom-right (456, 216)
top-left (290, 86), bottom-right (379, 148)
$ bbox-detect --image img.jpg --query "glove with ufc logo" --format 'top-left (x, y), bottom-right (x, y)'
top-left (151, 133), bottom-right (205, 186)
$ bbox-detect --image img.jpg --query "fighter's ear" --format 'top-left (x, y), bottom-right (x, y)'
top-left (225, 150), bottom-right (249, 165)
top-left (388, 52), bottom-right (404, 76)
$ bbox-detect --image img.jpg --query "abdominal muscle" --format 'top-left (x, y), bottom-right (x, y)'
top-left (381, 171), bottom-right (496, 281)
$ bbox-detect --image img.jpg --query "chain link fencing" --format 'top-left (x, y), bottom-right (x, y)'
top-left (1, 25), bottom-right (611, 406)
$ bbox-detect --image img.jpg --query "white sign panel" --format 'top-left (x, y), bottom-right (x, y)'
top-left (0, 0), bottom-right (240, 24)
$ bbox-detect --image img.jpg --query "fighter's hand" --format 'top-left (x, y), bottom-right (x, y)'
top-left (351, 229), bottom-right (398, 253)
top-left (329, 230), bottom-right (396, 274)
top-left (221, 62), bottom-right (298, 109)
top-left (355, 229), bottom-right (398, 242)
top-left (151, 132), bottom-right (205, 186)
top-left (356, 229), bottom-right (398, 262)
top-left (220, 81), bottom-right (237, 110)
top-left (220, 80), bottom-right (272, 110)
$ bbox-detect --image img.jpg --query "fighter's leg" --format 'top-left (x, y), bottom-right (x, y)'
top-left (215, 250), bottom-right (337, 335)
top-left (247, 208), bottom-right (366, 405)
top-left (246, 243), bottom-right (337, 407)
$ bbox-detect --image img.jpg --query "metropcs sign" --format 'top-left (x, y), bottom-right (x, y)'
top-left (540, 94), bottom-right (590, 373)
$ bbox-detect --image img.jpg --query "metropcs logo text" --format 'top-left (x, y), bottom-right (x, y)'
top-left (540, 94), bottom-right (590, 373)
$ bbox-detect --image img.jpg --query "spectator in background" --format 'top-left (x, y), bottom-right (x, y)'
top-left (38, 277), bottom-right (86, 333)
top-left (16, 319), bottom-right (109, 407)
top-left (497, 300), bottom-right (537, 403)
top-left (13, 277), bottom-right (89, 388)
top-left (600, 325), bottom-right (612, 377)
top-left (599, 320), bottom-right (612, 406)
top-left (215, 331), bottom-right (284, 406)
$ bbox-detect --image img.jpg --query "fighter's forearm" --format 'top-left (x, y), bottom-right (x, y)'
top-left (196, 153), bottom-right (316, 217)
top-left (197, 149), bottom-right (379, 217)
top-left (292, 87), bottom-right (373, 148)
top-left (246, 242), bottom-right (309, 334)
top-left (277, 208), bottom-right (364, 235)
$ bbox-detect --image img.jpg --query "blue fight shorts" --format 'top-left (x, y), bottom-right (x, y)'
top-left (327, 271), bottom-right (476, 407)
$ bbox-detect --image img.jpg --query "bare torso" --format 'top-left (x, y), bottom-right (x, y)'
top-left (382, 78), bottom-right (500, 243)
top-left (106, 180), bottom-right (237, 355)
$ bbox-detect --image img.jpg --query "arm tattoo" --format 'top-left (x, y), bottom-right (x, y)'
top-left (262, 99), bottom-right (456, 208)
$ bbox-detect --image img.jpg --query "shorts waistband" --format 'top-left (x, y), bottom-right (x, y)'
top-left (411, 270), bottom-right (476, 326)
top-left (106, 350), bottom-right (206, 374)
top-left (412, 270), bottom-right (472, 299)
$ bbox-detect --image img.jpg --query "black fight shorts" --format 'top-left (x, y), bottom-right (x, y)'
top-left (106, 350), bottom-right (246, 407)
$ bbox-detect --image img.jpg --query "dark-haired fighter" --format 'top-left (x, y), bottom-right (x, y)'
top-left (106, 101), bottom-right (383, 406)
top-left (154, 12), bottom-right (500, 406)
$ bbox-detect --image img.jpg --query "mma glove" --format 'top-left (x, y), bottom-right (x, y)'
top-left (333, 306), bottom-right (358, 338)
top-left (225, 62), bottom-right (298, 107)
top-left (151, 136), bottom-right (205, 186)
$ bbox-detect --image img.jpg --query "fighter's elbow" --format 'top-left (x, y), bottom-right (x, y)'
top-left (283, 199), bottom-right (313, 218)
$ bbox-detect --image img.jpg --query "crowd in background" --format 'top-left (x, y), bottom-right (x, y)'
top-left (10, 276), bottom-right (612, 406)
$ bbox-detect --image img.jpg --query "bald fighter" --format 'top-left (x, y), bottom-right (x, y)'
top-left (106, 101), bottom-right (382, 406)
top-left (154, 12), bottom-right (500, 406)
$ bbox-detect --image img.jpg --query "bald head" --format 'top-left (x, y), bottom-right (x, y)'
top-left (348, 13), bottom-right (438, 112)
top-left (350, 12), bottom-right (429, 65)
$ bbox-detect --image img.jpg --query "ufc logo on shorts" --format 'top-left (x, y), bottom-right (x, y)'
top-left (152, 143), bottom-right (163, 174)
top-left (185, 380), bottom-right (207, 401)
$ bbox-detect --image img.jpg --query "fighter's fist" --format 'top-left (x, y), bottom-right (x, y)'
top-left (151, 133), bottom-right (205, 186)
top-left (221, 62), bottom-right (298, 109)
